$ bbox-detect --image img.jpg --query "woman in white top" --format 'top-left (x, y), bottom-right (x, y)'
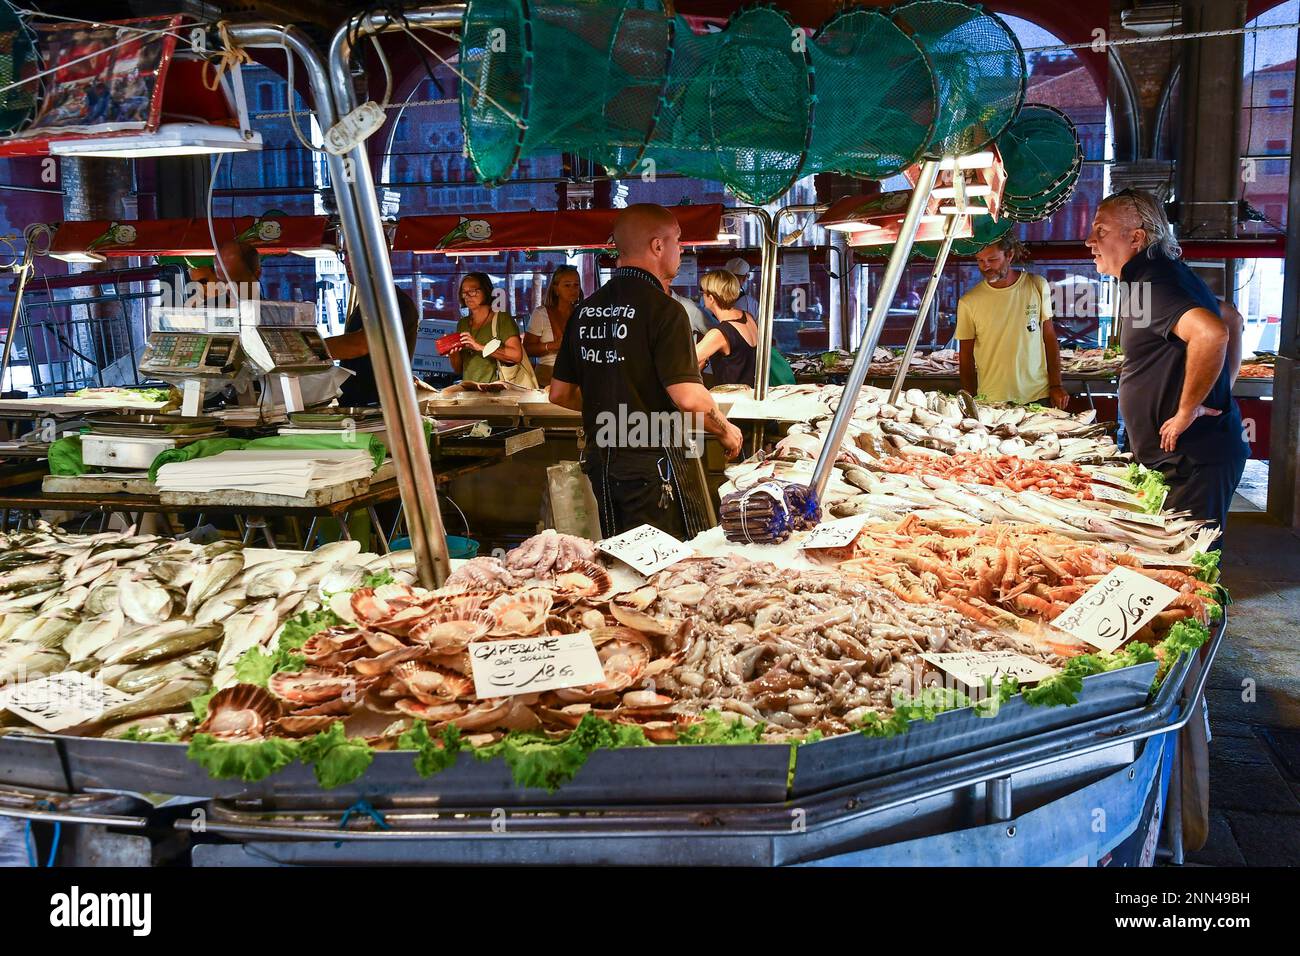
top-left (524, 265), bottom-right (584, 386)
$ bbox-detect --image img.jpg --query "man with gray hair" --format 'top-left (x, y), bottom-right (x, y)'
top-left (1086, 188), bottom-right (1247, 549)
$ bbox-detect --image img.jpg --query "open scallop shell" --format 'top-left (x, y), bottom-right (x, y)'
top-left (551, 561), bottom-right (612, 599)
top-left (197, 684), bottom-right (281, 741)
top-left (299, 627), bottom-right (368, 666)
top-left (390, 662), bottom-right (474, 704)
top-left (287, 696), bottom-right (357, 718)
top-left (267, 667), bottom-right (355, 705)
top-left (610, 600), bottom-right (677, 637)
top-left (409, 607), bottom-right (495, 651)
top-left (394, 698), bottom-right (467, 722)
top-left (351, 644), bottom-right (429, 678)
top-left (487, 589), bottom-right (554, 636)
top-left (274, 714), bottom-right (339, 737)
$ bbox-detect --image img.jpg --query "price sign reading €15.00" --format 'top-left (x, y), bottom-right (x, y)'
top-left (469, 632), bottom-right (607, 698)
top-left (1053, 565), bottom-right (1179, 653)
top-left (0, 672), bottom-right (132, 732)
top-left (919, 650), bottom-right (1058, 690)
top-left (597, 524), bottom-right (693, 576)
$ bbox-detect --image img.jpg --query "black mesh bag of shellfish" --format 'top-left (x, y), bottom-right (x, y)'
top-left (719, 480), bottom-right (820, 544)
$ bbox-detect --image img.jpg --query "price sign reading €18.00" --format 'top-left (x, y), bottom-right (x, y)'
top-left (1052, 565), bottom-right (1179, 653)
top-left (469, 633), bottom-right (607, 698)
top-left (597, 524), bottom-right (693, 576)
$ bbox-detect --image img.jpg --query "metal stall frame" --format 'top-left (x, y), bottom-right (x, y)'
top-left (811, 159), bottom-right (942, 502)
top-left (225, 15), bottom-right (460, 589)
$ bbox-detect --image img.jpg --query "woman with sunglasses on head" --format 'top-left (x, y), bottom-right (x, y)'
top-left (694, 269), bottom-right (758, 387)
top-left (450, 272), bottom-right (525, 384)
top-left (524, 265), bottom-right (583, 387)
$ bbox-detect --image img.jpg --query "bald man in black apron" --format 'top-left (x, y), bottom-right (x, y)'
top-left (549, 204), bottom-right (743, 538)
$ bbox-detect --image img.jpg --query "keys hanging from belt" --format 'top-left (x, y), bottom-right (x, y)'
top-left (657, 457), bottom-right (675, 510)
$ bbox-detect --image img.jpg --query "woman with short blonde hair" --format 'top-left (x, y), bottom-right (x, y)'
top-left (696, 268), bottom-right (758, 386)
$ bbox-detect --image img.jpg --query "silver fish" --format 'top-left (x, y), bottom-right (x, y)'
top-left (113, 649), bottom-right (218, 695)
top-left (119, 576), bottom-right (172, 626)
top-left (149, 558), bottom-right (196, 589)
top-left (39, 585), bottom-right (90, 617)
top-left (246, 566), bottom-right (298, 599)
top-left (65, 609), bottom-right (126, 663)
top-left (313, 540), bottom-right (362, 563)
top-left (83, 677), bottom-right (211, 731)
top-left (98, 620), bottom-right (189, 665)
top-left (84, 583), bottom-right (121, 617)
top-left (0, 644), bottom-right (68, 684)
top-left (185, 553), bottom-right (244, 616)
top-left (0, 612), bottom-right (34, 641)
top-left (100, 712), bottom-right (194, 740)
top-left (115, 624), bottom-right (223, 666)
top-left (194, 587), bottom-right (248, 626)
top-left (0, 582), bottom-right (61, 612)
top-left (0, 559), bottom-right (61, 587)
top-left (215, 599), bottom-right (279, 670)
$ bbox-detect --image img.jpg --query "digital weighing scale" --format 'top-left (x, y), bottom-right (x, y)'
top-left (139, 300), bottom-right (333, 416)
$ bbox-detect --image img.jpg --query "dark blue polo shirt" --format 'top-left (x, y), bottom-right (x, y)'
top-left (1117, 252), bottom-right (1248, 466)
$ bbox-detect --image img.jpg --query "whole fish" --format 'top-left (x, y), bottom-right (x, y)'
top-left (81, 677), bottom-right (212, 731)
top-left (119, 576), bottom-right (172, 626)
top-left (0, 612), bottom-right (34, 641)
top-left (0, 559), bottom-right (60, 587)
top-left (6, 610), bottom-right (76, 647)
top-left (314, 540), bottom-right (362, 563)
top-left (215, 599), bottom-right (278, 670)
top-left (115, 624), bottom-right (223, 666)
top-left (0, 645), bottom-right (68, 684)
top-left (39, 585), bottom-right (89, 616)
top-left (247, 566), bottom-right (298, 599)
top-left (0, 582), bottom-right (60, 611)
top-left (195, 587), bottom-right (248, 626)
top-left (64, 609), bottom-right (126, 663)
top-left (98, 620), bottom-right (189, 665)
top-left (186, 553), bottom-right (244, 616)
top-left (113, 649), bottom-right (218, 695)
top-left (100, 712), bottom-right (194, 740)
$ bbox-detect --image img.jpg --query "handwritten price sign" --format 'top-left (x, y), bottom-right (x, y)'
top-left (1090, 483), bottom-right (1139, 506)
top-left (469, 632), bottom-right (606, 698)
top-left (799, 514), bottom-right (868, 550)
top-left (920, 650), bottom-right (1058, 689)
top-left (1053, 565), bottom-right (1178, 653)
top-left (598, 524), bottom-right (693, 576)
top-left (0, 672), bottom-right (133, 731)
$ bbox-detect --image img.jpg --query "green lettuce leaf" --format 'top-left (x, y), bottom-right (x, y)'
top-left (673, 709), bottom-right (765, 745)
top-left (1160, 619), bottom-right (1211, 658)
top-left (121, 726), bottom-right (182, 743)
top-left (232, 645), bottom-right (307, 687)
top-left (398, 721), bottom-right (467, 777)
top-left (297, 721), bottom-right (374, 789)
top-left (1191, 550), bottom-right (1221, 585)
top-left (361, 569), bottom-right (395, 589)
top-left (278, 608), bottom-right (343, 651)
top-left (187, 733), bottom-right (300, 782)
top-left (190, 691), bottom-right (215, 721)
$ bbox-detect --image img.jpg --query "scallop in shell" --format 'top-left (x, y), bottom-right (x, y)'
top-left (487, 589), bottom-right (553, 636)
top-left (299, 627), bottom-right (368, 667)
top-left (391, 661), bottom-right (474, 704)
top-left (551, 561), bottom-right (612, 599)
top-left (409, 607), bottom-right (495, 650)
top-left (196, 684), bottom-right (281, 741)
top-left (275, 714), bottom-right (339, 737)
top-left (267, 667), bottom-right (355, 705)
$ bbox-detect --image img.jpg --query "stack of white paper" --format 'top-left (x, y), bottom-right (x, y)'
top-left (155, 450), bottom-right (375, 498)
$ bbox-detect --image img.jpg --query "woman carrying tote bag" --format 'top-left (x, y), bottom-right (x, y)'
top-left (450, 272), bottom-right (538, 388)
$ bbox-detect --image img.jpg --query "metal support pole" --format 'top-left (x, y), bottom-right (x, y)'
top-left (325, 9), bottom-right (463, 587)
top-left (0, 246), bottom-right (35, 392)
top-left (810, 161), bottom-right (941, 502)
top-left (755, 204), bottom-right (827, 399)
top-left (888, 213), bottom-right (963, 405)
top-left (986, 775), bottom-right (1013, 823)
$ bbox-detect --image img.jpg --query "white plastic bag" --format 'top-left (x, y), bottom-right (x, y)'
top-left (545, 461), bottom-right (601, 540)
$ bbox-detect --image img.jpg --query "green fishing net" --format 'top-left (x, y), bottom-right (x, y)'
top-left (893, 0), bottom-right (1025, 159)
top-left (806, 7), bottom-right (936, 180)
top-left (459, 0), bottom-right (672, 184)
top-left (997, 104), bottom-right (1082, 199)
top-left (644, 7), bottom-right (814, 205)
top-left (0, 2), bottom-right (36, 135)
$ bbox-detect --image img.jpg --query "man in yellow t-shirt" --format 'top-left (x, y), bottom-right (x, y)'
top-left (955, 237), bottom-right (1068, 409)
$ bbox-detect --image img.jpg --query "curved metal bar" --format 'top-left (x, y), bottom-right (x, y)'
top-left (888, 212), bottom-right (962, 404)
top-left (0, 806), bottom-right (147, 828)
top-left (810, 161), bottom-right (940, 503)
top-left (322, 8), bottom-right (470, 588)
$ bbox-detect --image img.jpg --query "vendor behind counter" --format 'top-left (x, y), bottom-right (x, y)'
top-left (325, 289), bottom-right (420, 406)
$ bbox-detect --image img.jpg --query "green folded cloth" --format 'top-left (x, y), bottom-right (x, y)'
top-left (48, 435), bottom-right (85, 476)
top-left (148, 433), bottom-right (387, 482)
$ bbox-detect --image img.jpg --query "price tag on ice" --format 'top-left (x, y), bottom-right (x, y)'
top-left (919, 650), bottom-right (1058, 689)
top-left (1052, 565), bottom-right (1179, 653)
top-left (799, 514), bottom-right (868, 550)
top-left (597, 523), bottom-right (693, 576)
top-left (469, 632), bottom-right (606, 698)
top-left (1090, 483), bottom-right (1138, 505)
top-left (0, 672), bottom-right (133, 732)
top-left (1105, 509), bottom-right (1169, 528)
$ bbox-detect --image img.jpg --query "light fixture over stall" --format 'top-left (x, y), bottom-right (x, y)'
top-left (49, 122), bottom-right (260, 158)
